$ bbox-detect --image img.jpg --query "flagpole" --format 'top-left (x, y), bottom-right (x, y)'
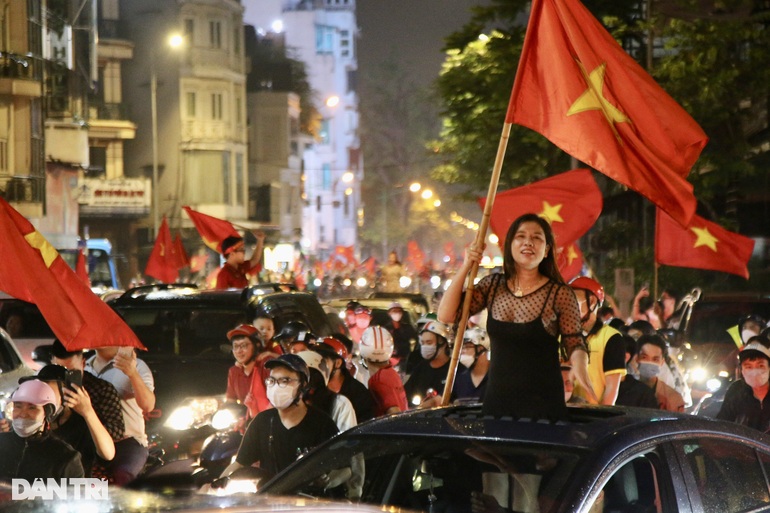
top-left (441, 122), bottom-right (511, 406)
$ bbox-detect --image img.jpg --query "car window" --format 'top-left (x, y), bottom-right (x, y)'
top-left (0, 332), bottom-right (22, 372)
top-left (680, 438), bottom-right (770, 512)
top-left (262, 436), bottom-right (582, 513)
top-left (118, 307), bottom-right (248, 356)
top-left (587, 453), bottom-right (664, 513)
top-left (0, 300), bottom-right (55, 339)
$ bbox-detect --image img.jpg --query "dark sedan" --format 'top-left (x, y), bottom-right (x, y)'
top-left (260, 404), bottom-right (770, 513)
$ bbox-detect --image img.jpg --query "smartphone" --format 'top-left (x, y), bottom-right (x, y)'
top-left (117, 346), bottom-right (134, 358)
top-left (65, 369), bottom-right (83, 390)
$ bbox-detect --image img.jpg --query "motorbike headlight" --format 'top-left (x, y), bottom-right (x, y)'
top-left (690, 367), bottom-right (707, 383)
top-left (718, 370), bottom-right (730, 378)
top-left (356, 277), bottom-right (367, 287)
top-left (430, 276), bottom-right (441, 289)
top-left (399, 276), bottom-right (412, 289)
top-left (706, 378), bottom-right (722, 393)
top-left (164, 396), bottom-right (221, 430)
top-left (211, 408), bottom-right (238, 430)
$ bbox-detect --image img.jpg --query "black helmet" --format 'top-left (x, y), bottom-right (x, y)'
top-left (273, 321), bottom-right (311, 345)
top-left (265, 354), bottom-right (311, 384)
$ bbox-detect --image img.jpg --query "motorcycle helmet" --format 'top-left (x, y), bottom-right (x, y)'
top-left (273, 321), bottom-right (311, 346)
top-left (569, 276), bottom-right (605, 305)
top-left (314, 336), bottom-right (349, 360)
top-left (359, 326), bottom-right (394, 363)
top-left (295, 350), bottom-right (331, 385)
top-left (420, 320), bottom-right (452, 342)
top-left (12, 379), bottom-right (59, 423)
top-left (463, 326), bottom-right (490, 351)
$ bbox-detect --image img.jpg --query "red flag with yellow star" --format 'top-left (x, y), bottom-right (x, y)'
top-left (183, 206), bottom-right (240, 253)
top-left (479, 169), bottom-right (601, 247)
top-left (173, 233), bottom-right (190, 269)
top-left (655, 209), bottom-right (754, 279)
top-left (556, 243), bottom-right (584, 282)
top-left (507, 0), bottom-right (707, 227)
top-left (145, 217), bottom-right (178, 283)
top-left (0, 198), bottom-right (145, 350)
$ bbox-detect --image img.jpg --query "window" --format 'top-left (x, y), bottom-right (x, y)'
top-left (183, 150), bottom-right (228, 203)
top-left (222, 152), bottom-right (231, 204)
top-left (186, 92), bottom-right (196, 118)
top-left (315, 25), bottom-right (334, 54)
top-left (322, 164), bottom-right (331, 191)
top-left (344, 193), bottom-right (349, 216)
top-left (590, 454), bottom-right (663, 513)
top-left (101, 0), bottom-right (119, 20)
top-left (235, 96), bottom-right (242, 125)
top-left (235, 153), bottom-right (244, 206)
top-left (234, 26), bottom-right (241, 54)
top-left (211, 93), bottom-right (223, 120)
top-left (184, 19), bottom-right (194, 41)
top-left (681, 438), bottom-right (770, 512)
top-left (209, 20), bottom-right (221, 49)
top-left (319, 119), bottom-right (331, 145)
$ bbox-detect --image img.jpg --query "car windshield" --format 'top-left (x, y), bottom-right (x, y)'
top-left (262, 435), bottom-right (582, 513)
top-left (118, 307), bottom-right (248, 356)
top-left (687, 300), bottom-right (770, 347)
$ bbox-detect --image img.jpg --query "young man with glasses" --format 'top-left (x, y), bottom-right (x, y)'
top-left (225, 324), bottom-right (269, 418)
top-left (215, 231), bottom-right (265, 289)
top-left (222, 354), bottom-right (338, 480)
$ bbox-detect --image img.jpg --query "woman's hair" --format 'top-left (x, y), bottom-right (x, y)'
top-left (502, 213), bottom-right (564, 284)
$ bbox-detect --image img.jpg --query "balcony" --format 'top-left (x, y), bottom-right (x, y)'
top-left (0, 53), bottom-right (42, 97)
top-left (2, 176), bottom-right (45, 204)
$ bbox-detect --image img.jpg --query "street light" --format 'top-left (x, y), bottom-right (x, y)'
top-left (151, 33), bottom-right (184, 238)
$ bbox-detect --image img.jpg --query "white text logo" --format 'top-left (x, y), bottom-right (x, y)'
top-left (11, 478), bottom-right (109, 500)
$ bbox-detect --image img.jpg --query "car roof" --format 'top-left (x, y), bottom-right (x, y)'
top-left (345, 404), bottom-right (770, 452)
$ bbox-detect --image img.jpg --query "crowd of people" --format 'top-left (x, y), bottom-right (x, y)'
top-left (3, 211), bottom-right (770, 494)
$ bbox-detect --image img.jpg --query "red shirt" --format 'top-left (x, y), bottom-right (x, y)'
top-left (368, 365), bottom-right (408, 417)
top-left (226, 365), bottom-right (253, 403)
top-left (226, 364), bottom-right (271, 418)
top-left (216, 261), bottom-right (260, 289)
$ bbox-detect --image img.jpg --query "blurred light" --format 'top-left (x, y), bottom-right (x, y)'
top-left (493, 256), bottom-right (503, 266)
top-left (313, 278), bottom-right (322, 287)
top-left (443, 279), bottom-right (452, 290)
top-left (165, 406), bottom-right (195, 430)
top-left (430, 275), bottom-right (441, 289)
top-left (211, 408), bottom-right (238, 430)
top-left (326, 95), bottom-right (340, 108)
top-left (421, 189), bottom-right (433, 200)
top-left (481, 255), bottom-right (491, 266)
top-left (473, 277), bottom-right (481, 285)
top-left (168, 34), bottom-right (184, 48)
top-left (399, 276), bottom-right (412, 289)
top-left (345, 187), bottom-right (353, 196)
top-left (341, 171), bottom-right (354, 183)
top-left (706, 378), bottom-right (722, 393)
top-left (356, 277), bottom-right (368, 287)
top-left (343, 278), bottom-right (352, 287)
top-left (338, 310), bottom-right (346, 320)
top-left (411, 395), bottom-right (422, 406)
top-left (433, 199), bottom-right (441, 207)
top-left (718, 370), bottom-right (729, 378)
top-left (409, 182), bottom-right (422, 193)
top-left (271, 19), bottom-right (284, 33)
top-left (489, 234), bottom-right (499, 244)
top-left (691, 367), bottom-right (707, 383)
top-left (442, 255), bottom-right (450, 263)
top-left (478, 34), bottom-right (489, 41)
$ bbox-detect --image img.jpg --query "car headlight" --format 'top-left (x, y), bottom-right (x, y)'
top-left (706, 378), bottom-right (722, 393)
top-left (356, 277), bottom-right (367, 287)
top-left (211, 408), bottom-right (239, 431)
top-left (164, 396), bottom-right (222, 430)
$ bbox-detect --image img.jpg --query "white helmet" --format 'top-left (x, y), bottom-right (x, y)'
top-left (359, 326), bottom-right (394, 363)
top-left (463, 327), bottom-right (490, 351)
top-left (295, 350), bottom-right (331, 385)
top-left (421, 320), bottom-right (452, 342)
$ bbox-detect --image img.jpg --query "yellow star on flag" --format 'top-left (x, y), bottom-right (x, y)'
top-left (25, 230), bottom-right (59, 268)
top-left (538, 201), bottom-right (564, 224)
top-left (690, 226), bottom-right (719, 252)
top-left (566, 245), bottom-right (579, 265)
top-left (567, 61), bottom-right (630, 140)
top-left (160, 243), bottom-right (166, 257)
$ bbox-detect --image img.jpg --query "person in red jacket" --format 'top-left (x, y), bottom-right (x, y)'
top-left (225, 324), bottom-right (270, 418)
top-left (215, 231), bottom-right (265, 289)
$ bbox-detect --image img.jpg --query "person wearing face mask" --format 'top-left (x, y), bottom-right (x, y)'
top-left (384, 302), bottom-right (418, 372)
top-left (0, 380), bottom-right (84, 480)
top-left (569, 277), bottom-right (626, 406)
top-left (404, 320), bottom-right (452, 407)
top-left (718, 337), bottom-right (770, 432)
top-left (635, 334), bottom-right (685, 412)
top-left (313, 337), bottom-right (375, 423)
top-left (348, 306), bottom-right (372, 346)
top-left (222, 354), bottom-right (338, 481)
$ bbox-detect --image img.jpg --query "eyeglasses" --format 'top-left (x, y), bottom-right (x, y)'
top-left (265, 377), bottom-right (299, 388)
top-left (232, 342), bottom-right (251, 351)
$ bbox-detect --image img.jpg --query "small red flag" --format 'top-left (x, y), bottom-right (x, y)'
top-left (480, 169), bottom-right (602, 247)
top-left (405, 240), bottom-right (426, 274)
top-left (145, 217), bottom-right (178, 283)
top-left (190, 251), bottom-right (208, 273)
top-left (75, 247), bottom-right (91, 287)
top-left (508, 0), bottom-right (707, 227)
top-left (556, 243), bottom-right (584, 283)
top-left (0, 198), bottom-right (145, 351)
top-left (173, 233), bottom-right (190, 269)
top-left (183, 206), bottom-right (240, 253)
top-left (655, 209), bottom-right (754, 279)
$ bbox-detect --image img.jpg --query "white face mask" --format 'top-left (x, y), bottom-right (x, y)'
top-left (742, 329), bottom-right (759, 344)
top-left (459, 354), bottom-right (475, 369)
top-left (389, 312), bottom-right (403, 323)
top-left (355, 318), bottom-right (370, 330)
top-left (12, 418), bottom-right (44, 438)
top-left (267, 384), bottom-right (299, 410)
top-left (638, 362), bottom-right (661, 380)
top-left (743, 368), bottom-right (770, 389)
top-left (421, 344), bottom-right (437, 360)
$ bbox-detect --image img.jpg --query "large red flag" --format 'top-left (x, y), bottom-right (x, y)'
top-left (655, 209), bottom-right (754, 279)
top-left (0, 198), bottom-right (145, 350)
top-left (145, 217), bottom-right (178, 283)
top-left (508, 0), bottom-right (707, 227)
top-left (173, 233), bottom-right (190, 269)
top-left (556, 243), bottom-right (584, 282)
top-left (183, 206), bottom-right (239, 253)
top-left (75, 247), bottom-right (91, 287)
top-left (479, 169), bottom-right (602, 247)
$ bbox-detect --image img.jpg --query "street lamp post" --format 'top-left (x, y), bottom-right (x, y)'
top-left (150, 34), bottom-right (184, 238)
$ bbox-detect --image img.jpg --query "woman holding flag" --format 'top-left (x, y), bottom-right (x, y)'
top-left (438, 213), bottom-right (596, 420)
